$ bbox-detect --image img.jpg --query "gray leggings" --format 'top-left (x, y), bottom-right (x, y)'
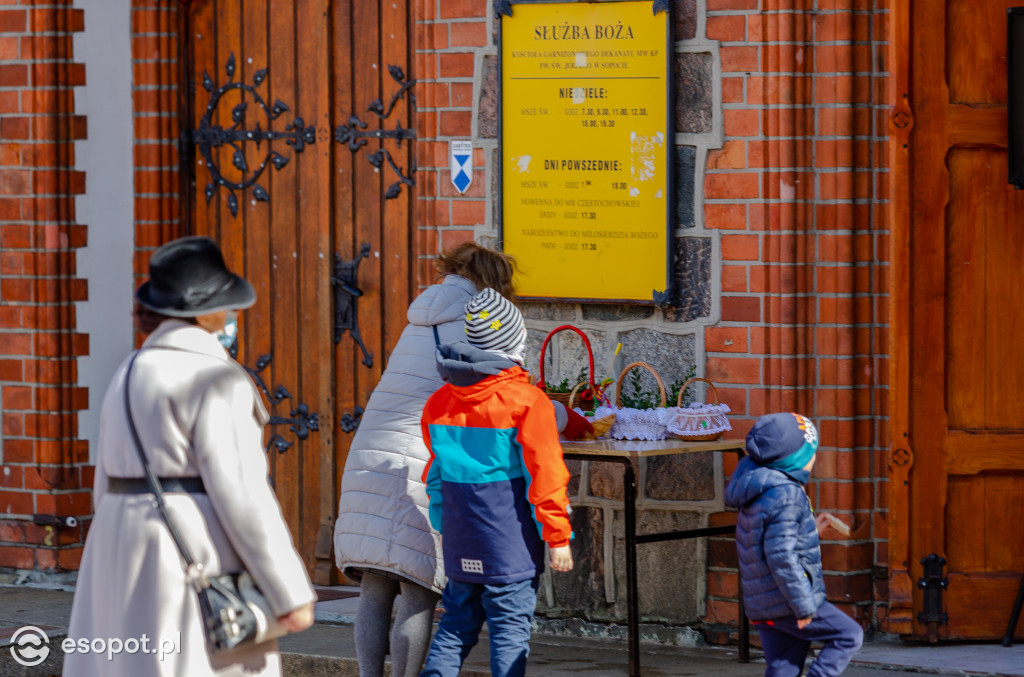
top-left (355, 570), bottom-right (441, 677)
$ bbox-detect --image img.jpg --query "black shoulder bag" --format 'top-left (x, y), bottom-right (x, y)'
top-left (122, 350), bottom-right (287, 653)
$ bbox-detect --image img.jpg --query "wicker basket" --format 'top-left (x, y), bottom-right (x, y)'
top-left (614, 361), bottom-right (667, 409)
top-left (567, 380), bottom-right (602, 412)
top-left (592, 361), bottom-right (670, 441)
top-left (664, 377), bottom-right (732, 441)
top-left (537, 325), bottom-right (596, 407)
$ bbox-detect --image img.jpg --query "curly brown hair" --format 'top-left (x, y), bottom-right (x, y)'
top-left (435, 242), bottom-right (518, 299)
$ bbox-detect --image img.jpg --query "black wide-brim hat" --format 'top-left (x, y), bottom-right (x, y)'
top-left (136, 236), bottom-right (256, 317)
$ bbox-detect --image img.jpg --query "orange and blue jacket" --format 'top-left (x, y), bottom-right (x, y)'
top-left (421, 342), bottom-right (571, 584)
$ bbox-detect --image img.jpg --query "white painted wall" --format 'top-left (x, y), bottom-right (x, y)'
top-left (74, 0), bottom-right (134, 459)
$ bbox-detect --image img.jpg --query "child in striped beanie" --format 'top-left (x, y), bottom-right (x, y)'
top-left (420, 286), bottom-right (574, 677)
top-left (463, 287), bottom-right (527, 364)
top-left (461, 288), bottom-right (593, 440)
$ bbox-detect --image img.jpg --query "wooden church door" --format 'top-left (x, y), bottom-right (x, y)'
top-left (892, 0), bottom-right (1024, 640)
top-left (180, 0), bottom-right (417, 583)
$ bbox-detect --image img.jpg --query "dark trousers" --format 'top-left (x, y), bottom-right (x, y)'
top-left (419, 577), bottom-right (539, 677)
top-left (754, 602), bottom-right (864, 677)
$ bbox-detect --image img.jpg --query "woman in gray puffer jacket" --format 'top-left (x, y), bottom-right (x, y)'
top-left (334, 242), bottom-right (517, 677)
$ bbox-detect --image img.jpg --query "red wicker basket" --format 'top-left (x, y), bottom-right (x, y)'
top-left (537, 325), bottom-right (596, 407)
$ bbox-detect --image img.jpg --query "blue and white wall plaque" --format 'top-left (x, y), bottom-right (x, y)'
top-left (449, 140), bottom-right (473, 194)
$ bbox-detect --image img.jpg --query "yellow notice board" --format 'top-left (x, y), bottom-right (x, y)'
top-left (500, 1), bottom-right (670, 302)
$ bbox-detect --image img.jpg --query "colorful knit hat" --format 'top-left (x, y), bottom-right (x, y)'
top-left (464, 287), bottom-right (525, 354)
top-left (745, 412), bottom-right (819, 473)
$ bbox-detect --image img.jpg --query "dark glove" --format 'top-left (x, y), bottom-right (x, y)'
top-left (561, 408), bottom-right (595, 440)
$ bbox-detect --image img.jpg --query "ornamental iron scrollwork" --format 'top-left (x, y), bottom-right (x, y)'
top-left (266, 402), bottom-right (319, 455)
top-left (190, 53), bottom-right (316, 217)
top-left (231, 346), bottom-right (320, 454)
top-left (332, 243), bottom-right (374, 367)
top-left (339, 406), bottom-right (364, 434)
top-left (333, 65), bottom-right (417, 199)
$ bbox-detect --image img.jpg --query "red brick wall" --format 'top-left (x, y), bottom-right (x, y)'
top-left (0, 1), bottom-right (90, 574)
top-left (413, 0), bottom-right (489, 287)
top-left (0, 0), bottom-right (181, 576)
top-left (131, 0), bottom-right (181, 281)
top-left (702, 0), bottom-right (890, 632)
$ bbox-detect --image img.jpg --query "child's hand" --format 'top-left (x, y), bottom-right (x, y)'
top-left (815, 511), bottom-right (851, 537)
top-left (549, 545), bottom-right (573, 572)
top-left (797, 616), bottom-right (813, 629)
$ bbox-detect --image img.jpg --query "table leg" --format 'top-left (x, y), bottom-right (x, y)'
top-left (621, 456), bottom-right (639, 677)
top-left (566, 454), bottom-right (640, 676)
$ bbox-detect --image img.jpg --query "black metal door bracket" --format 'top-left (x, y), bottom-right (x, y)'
top-left (232, 348), bottom-right (320, 454)
top-left (917, 553), bottom-right (948, 641)
top-left (339, 406), bottom-right (364, 434)
top-left (333, 243), bottom-right (373, 368)
top-left (188, 53), bottom-right (315, 217)
top-left (333, 65), bottom-right (417, 199)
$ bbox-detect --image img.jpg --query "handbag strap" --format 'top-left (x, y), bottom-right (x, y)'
top-left (122, 350), bottom-right (203, 583)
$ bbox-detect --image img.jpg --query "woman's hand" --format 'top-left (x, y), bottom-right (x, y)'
top-left (278, 602), bottom-right (315, 632)
top-left (797, 616), bottom-right (813, 629)
top-left (549, 545), bottom-right (574, 572)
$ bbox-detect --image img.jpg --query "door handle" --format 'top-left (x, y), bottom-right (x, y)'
top-left (332, 243), bottom-right (374, 368)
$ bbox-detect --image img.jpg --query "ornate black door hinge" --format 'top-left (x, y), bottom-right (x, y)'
top-left (188, 53), bottom-right (316, 217)
top-left (334, 65), bottom-right (417, 199)
top-left (332, 243), bottom-right (373, 368)
top-left (232, 348), bottom-right (320, 454)
top-left (266, 403), bottom-right (319, 454)
top-left (917, 553), bottom-right (948, 638)
top-left (339, 406), bottom-right (364, 434)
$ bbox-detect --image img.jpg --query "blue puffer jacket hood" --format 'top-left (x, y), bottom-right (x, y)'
top-left (725, 455), bottom-right (826, 620)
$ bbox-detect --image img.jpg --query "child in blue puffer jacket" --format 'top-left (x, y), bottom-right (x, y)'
top-left (725, 412), bottom-right (863, 677)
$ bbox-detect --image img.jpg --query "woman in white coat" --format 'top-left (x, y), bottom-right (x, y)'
top-left (334, 242), bottom-right (517, 677)
top-left (64, 237), bottom-right (316, 677)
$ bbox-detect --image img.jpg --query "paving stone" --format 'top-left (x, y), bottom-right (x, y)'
top-left (675, 52), bottom-right (713, 134)
top-left (581, 305), bottom-right (656, 322)
top-left (615, 329), bottom-right (697, 402)
top-left (613, 509), bottom-right (704, 622)
top-left (521, 302), bottom-right (577, 322)
top-left (645, 453), bottom-right (716, 501)
top-left (674, 0), bottom-right (698, 41)
top-left (492, 147), bottom-right (500, 228)
top-left (566, 458), bottom-right (582, 498)
top-left (546, 506), bottom-right (607, 614)
top-left (665, 236), bottom-right (712, 322)
top-left (588, 457), bottom-right (638, 501)
top-left (478, 54), bottom-right (498, 139)
top-left (676, 145), bottom-right (697, 229)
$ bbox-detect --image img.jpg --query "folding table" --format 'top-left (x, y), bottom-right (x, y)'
top-left (561, 437), bottom-right (749, 677)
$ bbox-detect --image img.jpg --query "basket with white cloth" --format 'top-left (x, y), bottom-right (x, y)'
top-left (591, 361), bottom-right (670, 441)
top-left (662, 377), bottom-right (732, 441)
